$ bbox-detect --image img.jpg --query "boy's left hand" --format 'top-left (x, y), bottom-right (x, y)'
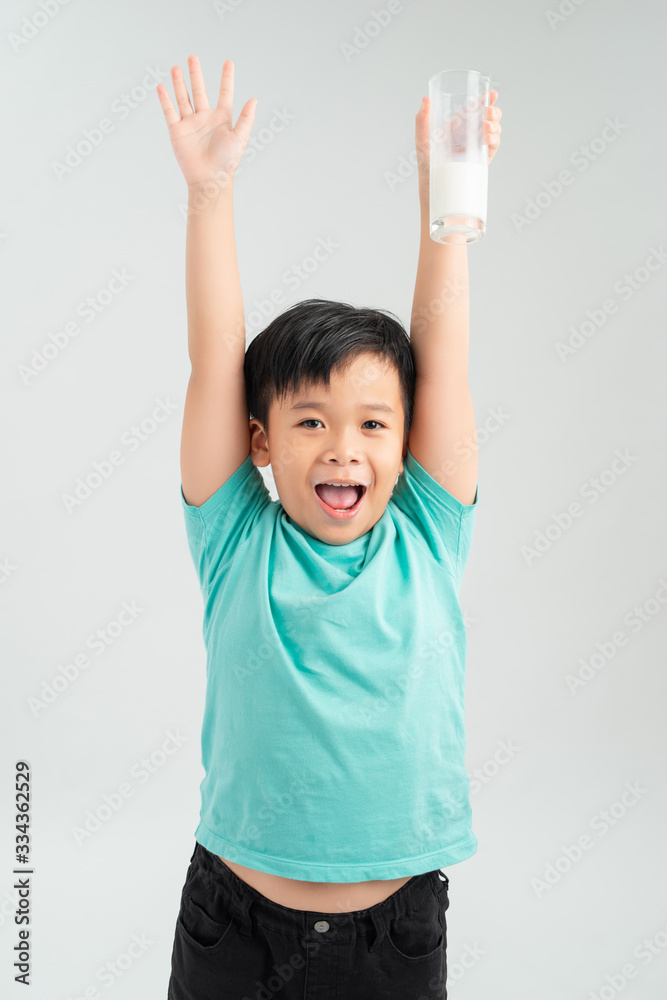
top-left (416, 89), bottom-right (502, 193)
top-left (483, 90), bottom-right (502, 163)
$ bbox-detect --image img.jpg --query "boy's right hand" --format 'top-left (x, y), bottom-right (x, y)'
top-left (157, 55), bottom-right (257, 189)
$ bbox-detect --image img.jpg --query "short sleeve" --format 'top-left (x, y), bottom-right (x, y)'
top-left (181, 454), bottom-right (273, 594)
top-left (390, 447), bottom-right (478, 587)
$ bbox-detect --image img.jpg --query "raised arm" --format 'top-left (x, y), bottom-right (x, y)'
top-left (407, 90), bottom-right (502, 507)
top-left (157, 56), bottom-right (258, 508)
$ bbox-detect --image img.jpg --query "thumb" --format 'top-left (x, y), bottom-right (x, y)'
top-left (233, 98), bottom-right (258, 144)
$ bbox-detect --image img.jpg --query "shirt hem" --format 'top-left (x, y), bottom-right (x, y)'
top-left (195, 822), bottom-right (478, 881)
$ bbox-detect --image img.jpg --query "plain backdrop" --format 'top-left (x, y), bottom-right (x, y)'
top-left (2, 0), bottom-right (666, 997)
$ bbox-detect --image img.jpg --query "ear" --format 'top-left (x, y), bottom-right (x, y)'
top-left (400, 434), bottom-right (408, 474)
top-left (249, 419), bottom-right (270, 467)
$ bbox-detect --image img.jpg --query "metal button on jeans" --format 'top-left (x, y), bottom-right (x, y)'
top-left (313, 920), bottom-right (330, 932)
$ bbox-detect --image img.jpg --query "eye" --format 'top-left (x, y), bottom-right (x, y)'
top-left (298, 419), bottom-right (386, 430)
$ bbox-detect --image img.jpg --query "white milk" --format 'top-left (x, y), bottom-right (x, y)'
top-left (430, 161), bottom-right (488, 223)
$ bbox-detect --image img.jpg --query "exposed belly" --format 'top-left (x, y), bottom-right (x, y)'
top-left (219, 856), bottom-right (412, 912)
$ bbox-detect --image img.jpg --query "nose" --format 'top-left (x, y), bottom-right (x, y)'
top-left (322, 429), bottom-right (363, 465)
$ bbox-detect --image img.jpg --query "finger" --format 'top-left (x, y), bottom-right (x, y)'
top-left (171, 64), bottom-right (194, 118)
top-left (232, 96), bottom-right (258, 145)
top-left (415, 98), bottom-right (429, 144)
top-left (216, 59), bottom-right (235, 123)
top-left (187, 54), bottom-right (210, 113)
top-left (415, 98), bottom-right (430, 173)
top-left (156, 83), bottom-right (180, 128)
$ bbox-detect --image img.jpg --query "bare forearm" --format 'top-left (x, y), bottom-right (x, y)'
top-left (409, 198), bottom-right (470, 382)
top-left (185, 180), bottom-right (245, 374)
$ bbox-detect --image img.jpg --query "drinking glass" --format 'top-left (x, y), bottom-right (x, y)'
top-left (428, 69), bottom-right (491, 245)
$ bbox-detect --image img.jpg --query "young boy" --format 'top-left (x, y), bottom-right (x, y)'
top-left (158, 55), bottom-right (501, 1000)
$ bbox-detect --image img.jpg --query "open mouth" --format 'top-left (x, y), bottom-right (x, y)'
top-left (314, 483), bottom-right (366, 519)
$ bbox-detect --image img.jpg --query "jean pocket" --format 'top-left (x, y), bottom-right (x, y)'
top-left (384, 886), bottom-right (445, 963)
top-left (177, 889), bottom-right (233, 952)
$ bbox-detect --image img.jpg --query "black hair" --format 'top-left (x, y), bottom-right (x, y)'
top-left (243, 298), bottom-right (416, 443)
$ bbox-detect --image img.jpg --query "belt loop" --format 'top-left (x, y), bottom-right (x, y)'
top-left (236, 886), bottom-right (254, 938)
top-left (368, 904), bottom-right (386, 953)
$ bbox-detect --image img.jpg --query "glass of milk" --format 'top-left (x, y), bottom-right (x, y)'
top-left (428, 69), bottom-right (491, 245)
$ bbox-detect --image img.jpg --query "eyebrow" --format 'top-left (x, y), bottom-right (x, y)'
top-left (289, 401), bottom-right (395, 413)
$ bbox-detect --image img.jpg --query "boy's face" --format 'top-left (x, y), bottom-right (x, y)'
top-left (249, 352), bottom-right (408, 545)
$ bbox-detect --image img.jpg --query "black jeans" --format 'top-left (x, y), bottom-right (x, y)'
top-left (167, 841), bottom-right (449, 1000)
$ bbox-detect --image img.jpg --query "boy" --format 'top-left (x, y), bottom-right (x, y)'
top-left (158, 55), bottom-right (501, 1000)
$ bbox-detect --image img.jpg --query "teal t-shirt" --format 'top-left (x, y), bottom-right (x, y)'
top-left (181, 447), bottom-right (478, 881)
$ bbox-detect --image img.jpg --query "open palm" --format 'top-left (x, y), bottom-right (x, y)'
top-left (157, 56), bottom-right (257, 187)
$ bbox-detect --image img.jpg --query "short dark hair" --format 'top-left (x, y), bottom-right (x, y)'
top-left (244, 298), bottom-right (416, 443)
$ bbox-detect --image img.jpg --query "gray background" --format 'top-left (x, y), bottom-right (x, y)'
top-left (3, 0), bottom-right (666, 996)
